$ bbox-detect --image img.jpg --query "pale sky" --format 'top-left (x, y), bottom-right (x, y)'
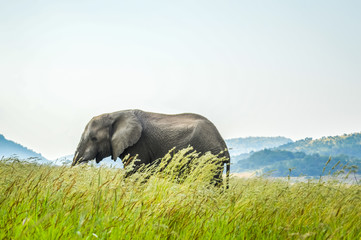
top-left (1, 1), bottom-right (360, 160)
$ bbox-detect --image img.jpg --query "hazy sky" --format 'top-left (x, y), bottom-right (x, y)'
top-left (1, 1), bottom-right (360, 159)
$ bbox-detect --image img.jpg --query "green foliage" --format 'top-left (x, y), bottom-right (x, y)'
top-left (278, 132), bottom-right (361, 158)
top-left (1, 154), bottom-right (361, 239)
top-left (232, 133), bottom-right (361, 176)
top-left (234, 149), bottom-right (361, 177)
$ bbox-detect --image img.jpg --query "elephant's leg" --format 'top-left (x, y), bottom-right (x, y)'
top-left (211, 163), bottom-right (224, 187)
top-left (121, 144), bottom-right (152, 178)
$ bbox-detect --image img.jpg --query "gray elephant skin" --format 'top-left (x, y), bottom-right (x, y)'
top-left (72, 109), bottom-right (230, 185)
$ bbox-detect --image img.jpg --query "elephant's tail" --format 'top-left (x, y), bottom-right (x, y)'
top-left (226, 159), bottom-right (230, 190)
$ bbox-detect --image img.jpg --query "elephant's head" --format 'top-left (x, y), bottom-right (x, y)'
top-left (72, 111), bottom-right (143, 166)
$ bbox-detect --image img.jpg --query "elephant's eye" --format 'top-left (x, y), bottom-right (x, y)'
top-left (91, 137), bottom-right (97, 142)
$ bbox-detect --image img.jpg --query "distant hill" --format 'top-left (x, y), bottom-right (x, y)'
top-left (54, 154), bottom-right (123, 168)
top-left (0, 134), bottom-right (50, 164)
top-left (277, 133), bottom-right (361, 158)
top-left (234, 149), bottom-right (361, 177)
top-left (233, 133), bottom-right (361, 176)
top-left (226, 137), bottom-right (293, 156)
top-left (53, 154), bottom-right (74, 166)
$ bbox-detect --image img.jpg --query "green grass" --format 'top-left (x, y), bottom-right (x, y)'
top-left (0, 150), bottom-right (360, 239)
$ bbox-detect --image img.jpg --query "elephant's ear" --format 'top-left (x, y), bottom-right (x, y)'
top-left (110, 112), bottom-right (142, 161)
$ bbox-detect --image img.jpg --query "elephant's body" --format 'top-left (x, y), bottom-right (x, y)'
top-left (121, 110), bottom-right (229, 165)
top-left (72, 109), bottom-right (230, 187)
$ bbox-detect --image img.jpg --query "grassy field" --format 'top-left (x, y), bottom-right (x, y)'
top-left (0, 150), bottom-right (360, 239)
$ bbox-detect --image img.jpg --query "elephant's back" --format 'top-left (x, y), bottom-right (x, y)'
top-left (133, 109), bottom-right (229, 158)
top-left (134, 110), bottom-right (208, 123)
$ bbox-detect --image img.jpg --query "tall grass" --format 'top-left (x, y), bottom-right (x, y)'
top-left (0, 149), bottom-right (360, 239)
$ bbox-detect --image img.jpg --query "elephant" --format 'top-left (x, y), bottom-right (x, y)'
top-left (72, 109), bottom-right (230, 186)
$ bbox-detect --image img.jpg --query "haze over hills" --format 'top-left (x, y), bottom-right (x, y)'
top-left (276, 133), bottom-right (361, 158)
top-left (225, 136), bottom-right (293, 156)
top-left (0, 134), bottom-right (50, 164)
top-left (233, 132), bottom-right (361, 177)
top-left (54, 154), bottom-right (123, 168)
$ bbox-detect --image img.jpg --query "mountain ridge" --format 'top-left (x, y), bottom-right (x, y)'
top-left (0, 134), bottom-right (50, 164)
top-left (232, 132), bottom-right (361, 176)
top-left (276, 132), bottom-right (361, 158)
